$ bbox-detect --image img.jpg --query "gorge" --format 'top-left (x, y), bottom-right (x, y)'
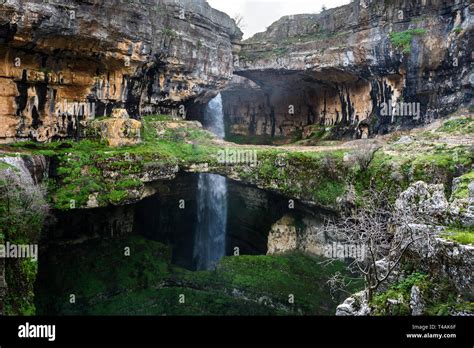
top-left (0, 0), bottom-right (473, 318)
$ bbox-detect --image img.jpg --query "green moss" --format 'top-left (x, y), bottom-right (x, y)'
top-left (371, 272), bottom-right (472, 316)
top-left (0, 117), bottom-right (351, 210)
top-left (293, 125), bottom-right (334, 146)
top-left (441, 226), bottom-right (474, 245)
top-left (411, 149), bottom-right (472, 198)
top-left (354, 144), bottom-right (474, 204)
top-left (107, 190), bottom-right (129, 205)
top-left (5, 259), bottom-right (38, 315)
top-left (451, 171), bottom-right (474, 200)
top-left (4, 117), bottom-right (224, 210)
top-left (389, 28), bottom-right (427, 54)
top-left (240, 149), bottom-right (347, 208)
top-left (35, 236), bottom-right (172, 315)
top-left (115, 179), bottom-right (142, 190)
top-left (211, 253), bottom-right (362, 314)
top-left (0, 166), bottom-right (48, 315)
top-left (35, 235), bottom-right (363, 316)
top-left (437, 117), bottom-right (474, 134)
top-left (0, 161), bottom-right (13, 171)
top-left (371, 273), bottom-right (430, 315)
top-left (88, 286), bottom-right (281, 316)
top-left (426, 301), bottom-right (474, 316)
top-left (353, 151), bottom-right (404, 203)
top-left (4, 113), bottom-right (471, 213)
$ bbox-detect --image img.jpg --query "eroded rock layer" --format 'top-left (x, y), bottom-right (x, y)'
top-left (225, 0), bottom-right (473, 141)
top-left (0, 0), bottom-right (241, 143)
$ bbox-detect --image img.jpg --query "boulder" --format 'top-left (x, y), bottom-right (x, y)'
top-left (336, 290), bottom-right (371, 316)
top-left (89, 109), bottom-right (142, 147)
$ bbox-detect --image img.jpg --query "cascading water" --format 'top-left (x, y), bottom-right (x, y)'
top-left (202, 93), bottom-right (226, 139)
top-left (193, 94), bottom-right (228, 270)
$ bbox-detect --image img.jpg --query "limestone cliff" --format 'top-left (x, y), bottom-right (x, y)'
top-left (0, 0), bottom-right (242, 143)
top-left (225, 0), bottom-right (473, 141)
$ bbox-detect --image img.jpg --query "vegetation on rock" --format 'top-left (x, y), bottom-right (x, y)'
top-left (389, 28), bottom-right (427, 54)
top-left (0, 166), bottom-right (49, 315)
top-left (371, 272), bottom-right (473, 316)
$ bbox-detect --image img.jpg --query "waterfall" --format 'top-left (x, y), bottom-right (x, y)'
top-left (202, 93), bottom-right (225, 138)
top-left (193, 94), bottom-right (228, 270)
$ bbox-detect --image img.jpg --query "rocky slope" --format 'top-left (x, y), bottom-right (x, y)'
top-left (336, 180), bottom-right (474, 316)
top-left (0, 0), bottom-right (242, 143)
top-left (223, 0), bottom-right (473, 142)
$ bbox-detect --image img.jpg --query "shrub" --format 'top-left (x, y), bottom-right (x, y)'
top-left (389, 28), bottom-right (427, 54)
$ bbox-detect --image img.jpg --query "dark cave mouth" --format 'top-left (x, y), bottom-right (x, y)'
top-left (39, 173), bottom-right (322, 271)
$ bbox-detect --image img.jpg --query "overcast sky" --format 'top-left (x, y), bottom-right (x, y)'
top-left (207, 0), bottom-right (351, 39)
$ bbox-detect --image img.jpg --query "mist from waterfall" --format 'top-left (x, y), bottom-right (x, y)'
top-left (193, 94), bottom-right (228, 270)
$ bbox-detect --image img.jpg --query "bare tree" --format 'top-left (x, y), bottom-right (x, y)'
top-left (233, 13), bottom-right (246, 30)
top-left (325, 188), bottom-right (437, 301)
top-left (327, 271), bottom-right (360, 301)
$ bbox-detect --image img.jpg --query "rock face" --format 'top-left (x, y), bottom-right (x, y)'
top-left (338, 179), bottom-right (474, 315)
top-left (0, 0), bottom-right (242, 143)
top-left (88, 109), bottom-right (142, 147)
top-left (393, 181), bottom-right (474, 296)
top-left (223, 0), bottom-right (473, 142)
top-left (267, 215), bottom-right (297, 254)
top-left (450, 178), bottom-right (474, 227)
top-left (395, 181), bottom-right (449, 223)
top-left (336, 290), bottom-right (370, 316)
top-left (409, 285), bottom-right (425, 316)
top-left (266, 213), bottom-right (350, 257)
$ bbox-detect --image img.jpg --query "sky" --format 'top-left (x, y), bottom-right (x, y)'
top-left (207, 0), bottom-right (351, 39)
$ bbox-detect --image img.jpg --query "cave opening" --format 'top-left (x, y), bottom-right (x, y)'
top-left (187, 70), bottom-right (404, 145)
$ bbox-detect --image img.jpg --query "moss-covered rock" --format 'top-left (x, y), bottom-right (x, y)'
top-left (371, 272), bottom-right (473, 316)
top-left (441, 226), bottom-right (474, 245)
top-left (88, 109), bottom-right (142, 148)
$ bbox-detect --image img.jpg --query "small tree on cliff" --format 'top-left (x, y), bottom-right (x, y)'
top-left (233, 13), bottom-right (246, 30)
top-left (325, 188), bottom-right (437, 301)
